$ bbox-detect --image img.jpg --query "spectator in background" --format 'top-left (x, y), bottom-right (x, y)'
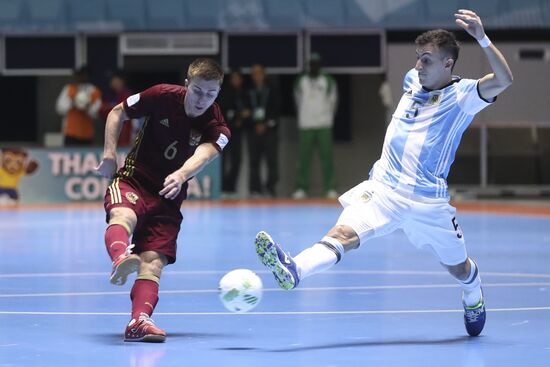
top-left (218, 70), bottom-right (251, 198)
top-left (379, 73), bottom-right (394, 126)
top-left (100, 71), bottom-right (136, 147)
top-left (247, 64), bottom-right (281, 198)
top-left (292, 53), bottom-right (338, 199)
top-left (56, 66), bottom-right (102, 146)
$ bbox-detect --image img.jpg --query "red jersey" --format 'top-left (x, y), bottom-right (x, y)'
top-left (119, 84), bottom-right (230, 199)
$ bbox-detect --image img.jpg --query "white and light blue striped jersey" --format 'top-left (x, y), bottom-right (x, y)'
top-left (370, 68), bottom-right (494, 199)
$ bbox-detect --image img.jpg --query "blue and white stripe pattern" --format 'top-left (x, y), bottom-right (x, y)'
top-left (370, 69), bottom-right (494, 199)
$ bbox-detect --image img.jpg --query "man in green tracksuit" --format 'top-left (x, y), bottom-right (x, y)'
top-left (293, 53), bottom-right (338, 199)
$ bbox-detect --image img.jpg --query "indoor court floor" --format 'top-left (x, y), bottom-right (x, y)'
top-left (1, 200), bottom-right (549, 366)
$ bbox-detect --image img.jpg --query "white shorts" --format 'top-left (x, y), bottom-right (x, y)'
top-left (336, 180), bottom-right (467, 265)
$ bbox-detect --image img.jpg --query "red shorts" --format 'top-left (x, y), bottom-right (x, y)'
top-left (104, 176), bottom-right (183, 264)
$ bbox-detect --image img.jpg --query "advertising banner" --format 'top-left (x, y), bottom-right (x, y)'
top-left (0, 147), bottom-right (220, 205)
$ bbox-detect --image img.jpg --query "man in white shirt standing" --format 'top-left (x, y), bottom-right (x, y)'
top-left (256, 9), bottom-right (513, 337)
top-left (292, 53), bottom-right (339, 199)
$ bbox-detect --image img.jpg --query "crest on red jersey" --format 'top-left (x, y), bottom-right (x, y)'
top-left (189, 129), bottom-right (202, 146)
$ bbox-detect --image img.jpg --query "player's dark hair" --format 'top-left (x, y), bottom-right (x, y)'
top-left (415, 29), bottom-right (460, 69)
top-left (187, 58), bottom-right (224, 85)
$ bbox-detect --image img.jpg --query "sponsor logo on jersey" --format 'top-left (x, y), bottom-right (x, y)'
top-left (189, 129), bottom-right (202, 146)
top-left (159, 118), bottom-right (170, 127)
top-left (125, 192), bottom-right (139, 205)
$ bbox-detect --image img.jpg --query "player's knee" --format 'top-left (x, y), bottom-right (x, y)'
top-left (327, 225), bottom-right (360, 251)
top-left (108, 207), bottom-right (137, 233)
top-left (442, 258), bottom-right (469, 280)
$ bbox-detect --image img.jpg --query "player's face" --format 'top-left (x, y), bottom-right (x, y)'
top-left (184, 77), bottom-right (221, 117)
top-left (414, 43), bottom-right (453, 90)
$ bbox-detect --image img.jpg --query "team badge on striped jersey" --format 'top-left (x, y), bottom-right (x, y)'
top-left (125, 192), bottom-right (139, 205)
top-left (428, 92), bottom-right (441, 105)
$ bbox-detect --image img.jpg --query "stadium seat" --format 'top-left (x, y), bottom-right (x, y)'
top-left (185, 0), bottom-right (223, 29)
top-left (106, 0), bottom-right (146, 30)
top-left (0, 0), bottom-right (25, 30)
top-left (425, 0), bottom-right (463, 27)
top-left (223, 0), bottom-right (266, 28)
top-left (303, 0), bottom-right (346, 27)
top-left (263, 0), bottom-right (302, 29)
top-left (26, 0), bottom-right (68, 31)
top-left (68, 0), bottom-right (107, 23)
top-left (464, 0), bottom-right (505, 27)
top-left (506, 0), bottom-right (545, 27)
top-left (345, 0), bottom-right (375, 28)
top-left (146, 0), bottom-right (185, 30)
top-left (382, 0), bottom-right (428, 29)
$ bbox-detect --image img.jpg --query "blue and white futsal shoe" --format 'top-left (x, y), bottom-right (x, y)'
top-left (255, 231), bottom-right (300, 290)
top-left (463, 288), bottom-right (486, 336)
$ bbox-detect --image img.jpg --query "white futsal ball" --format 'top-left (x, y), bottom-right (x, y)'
top-left (219, 269), bottom-right (263, 313)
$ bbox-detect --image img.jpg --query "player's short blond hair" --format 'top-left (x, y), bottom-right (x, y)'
top-left (187, 58), bottom-right (224, 85)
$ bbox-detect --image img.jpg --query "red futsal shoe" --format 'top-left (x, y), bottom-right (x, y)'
top-left (110, 244), bottom-right (141, 286)
top-left (124, 313), bottom-right (166, 343)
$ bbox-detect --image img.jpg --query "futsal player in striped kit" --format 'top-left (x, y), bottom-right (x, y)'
top-left (256, 9), bottom-right (513, 336)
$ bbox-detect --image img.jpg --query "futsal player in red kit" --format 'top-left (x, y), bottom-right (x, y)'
top-left (96, 58), bottom-right (230, 342)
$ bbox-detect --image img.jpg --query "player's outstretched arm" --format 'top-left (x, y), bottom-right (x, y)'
top-left (159, 142), bottom-right (219, 200)
top-left (96, 102), bottom-right (128, 179)
top-left (455, 9), bottom-right (513, 100)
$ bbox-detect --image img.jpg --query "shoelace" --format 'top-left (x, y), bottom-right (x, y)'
top-left (124, 244), bottom-right (136, 256)
top-left (465, 307), bottom-right (483, 323)
top-left (138, 312), bottom-right (156, 325)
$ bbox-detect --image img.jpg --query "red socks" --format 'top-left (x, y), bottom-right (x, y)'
top-left (105, 224), bottom-right (129, 262)
top-left (130, 279), bottom-right (159, 319)
top-left (107, 224), bottom-right (159, 320)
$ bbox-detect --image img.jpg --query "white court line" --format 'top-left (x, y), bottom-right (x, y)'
top-left (1, 306), bottom-right (550, 316)
top-left (1, 282), bottom-right (550, 298)
top-left (2, 270), bottom-right (550, 279)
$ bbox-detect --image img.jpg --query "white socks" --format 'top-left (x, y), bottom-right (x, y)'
top-left (459, 258), bottom-right (482, 307)
top-left (294, 236), bottom-right (344, 279)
